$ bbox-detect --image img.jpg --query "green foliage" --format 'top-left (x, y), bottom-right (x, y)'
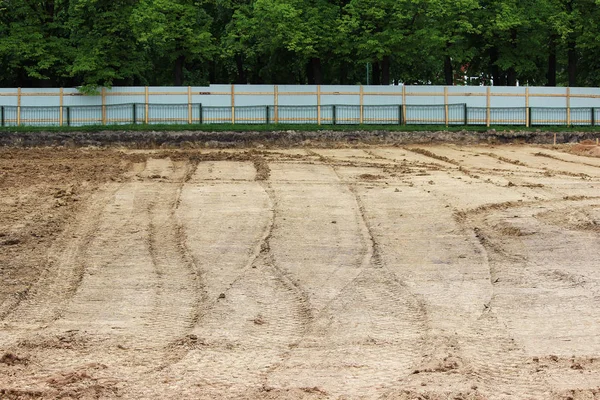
top-left (1, 0), bottom-right (600, 86)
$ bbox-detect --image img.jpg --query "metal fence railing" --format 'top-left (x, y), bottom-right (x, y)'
top-left (0, 103), bottom-right (598, 128)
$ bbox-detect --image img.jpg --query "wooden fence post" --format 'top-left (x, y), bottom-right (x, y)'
top-left (59, 88), bottom-right (64, 126)
top-left (317, 85), bottom-right (321, 125)
top-left (231, 84), bottom-right (235, 124)
top-left (486, 86), bottom-right (491, 127)
top-left (566, 87), bottom-right (571, 126)
top-left (274, 85), bottom-right (279, 124)
top-left (525, 87), bottom-right (530, 127)
top-left (144, 86), bottom-right (149, 124)
top-left (188, 86), bottom-right (192, 124)
top-left (101, 87), bottom-right (107, 125)
top-left (17, 87), bottom-right (21, 126)
top-left (58, 88), bottom-right (64, 126)
top-left (360, 85), bottom-right (364, 124)
top-left (444, 86), bottom-right (449, 126)
top-left (402, 85), bottom-right (407, 126)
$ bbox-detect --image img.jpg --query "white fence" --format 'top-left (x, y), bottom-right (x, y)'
top-left (1, 85), bottom-right (599, 127)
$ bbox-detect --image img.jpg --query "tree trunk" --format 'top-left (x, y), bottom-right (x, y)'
top-left (444, 55), bottom-right (453, 85)
top-left (566, 0), bottom-right (577, 86)
top-left (174, 55), bottom-right (185, 86)
top-left (506, 29), bottom-right (518, 86)
top-left (568, 40), bottom-right (577, 86)
top-left (311, 58), bottom-right (323, 85)
top-left (498, 74), bottom-right (507, 86)
top-left (490, 47), bottom-right (499, 85)
top-left (506, 68), bottom-right (517, 86)
top-left (250, 57), bottom-right (263, 84)
top-left (339, 62), bottom-right (348, 85)
top-left (372, 62), bottom-right (380, 85)
top-left (381, 56), bottom-right (390, 85)
top-left (209, 60), bottom-right (216, 84)
top-left (307, 60), bottom-right (315, 84)
top-left (235, 54), bottom-right (246, 84)
top-left (546, 35), bottom-right (557, 86)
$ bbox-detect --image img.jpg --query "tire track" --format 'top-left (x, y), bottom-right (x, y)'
top-left (0, 158), bottom-right (208, 397)
top-left (40, 158), bottom-right (195, 347)
top-left (144, 161), bottom-right (202, 347)
top-left (465, 147), bottom-right (595, 179)
top-left (462, 314), bottom-right (550, 399)
top-left (456, 205), bottom-right (551, 398)
top-left (149, 160), bottom-right (310, 398)
top-left (265, 153), bottom-right (428, 396)
top-left (533, 150), bottom-right (600, 172)
top-left (0, 183), bottom-right (122, 332)
top-left (404, 146), bottom-right (539, 189)
top-left (335, 147), bottom-right (548, 397)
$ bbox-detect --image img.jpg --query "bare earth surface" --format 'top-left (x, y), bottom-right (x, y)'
top-left (1, 144), bottom-right (600, 399)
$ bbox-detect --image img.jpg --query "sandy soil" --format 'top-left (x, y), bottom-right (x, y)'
top-left (1, 144), bottom-right (600, 399)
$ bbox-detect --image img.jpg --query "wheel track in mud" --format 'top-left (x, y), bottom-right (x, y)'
top-left (144, 161), bottom-right (204, 348)
top-left (260, 168), bottom-right (373, 384)
top-left (456, 187), bottom-right (600, 398)
top-left (531, 150), bottom-right (600, 169)
top-left (0, 183), bottom-right (123, 334)
top-left (1, 159), bottom-right (211, 396)
top-left (403, 146), bottom-right (540, 188)
top-left (453, 198), bottom-right (555, 398)
top-left (462, 147), bottom-right (595, 179)
top-left (2, 160), bottom-right (207, 371)
top-left (348, 148), bottom-right (552, 398)
top-left (156, 176), bottom-right (278, 367)
top-left (266, 150), bottom-right (429, 395)
top-left (43, 159), bottom-right (200, 348)
top-left (308, 150), bottom-right (429, 312)
top-left (152, 159), bottom-right (311, 397)
top-left (445, 209), bottom-right (551, 398)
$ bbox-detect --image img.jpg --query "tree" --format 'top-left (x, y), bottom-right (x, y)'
top-left (66, 0), bottom-right (148, 88)
top-left (426, 0), bottom-right (480, 85)
top-left (131, 0), bottom-right (215, 86)
top-left (0, 0), bottom-right (71, 86)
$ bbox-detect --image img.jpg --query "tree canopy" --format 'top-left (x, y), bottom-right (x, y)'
top-left (1, 0), bottom-right (599, 88)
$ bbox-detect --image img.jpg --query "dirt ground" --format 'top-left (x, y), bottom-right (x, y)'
top-left (1, 143), bottom-right (600, 399)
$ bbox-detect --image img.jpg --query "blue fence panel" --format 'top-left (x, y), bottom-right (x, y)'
top-left (363, 105), bottom-right (401, 124)
top-left (235, 106), bottom-right (269, 124)
top-left (466, 107), bottom-right (487, 125)
top-left (20, 106), bottom-right (60, 127)
top-left (1, 106), bottom-right (18, 127)
top-left (2, 100), bottom-right (600, 128)
top-left (69, 105), bottom-right (102, 126)
top-left (490, 107), bottom-right (526, 125)
top-left (570, 108), bottom-right (593, 126)
top-left (203, 106), bottom-right (232, 124)
top-left (531, 108), bottom-right (568, 126)
top-left (406, 105), bottom-right (445, 125)
top-left (448, 104), bottom-right (466, 125)
top-left (106, 104), bottom-right (136, 125)
top-left (278, 105), bottom-right (318, 124)
top-left (147, 103), bottom-right (188, 124)
top-left (335, 105), bottom-right (360, 124)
